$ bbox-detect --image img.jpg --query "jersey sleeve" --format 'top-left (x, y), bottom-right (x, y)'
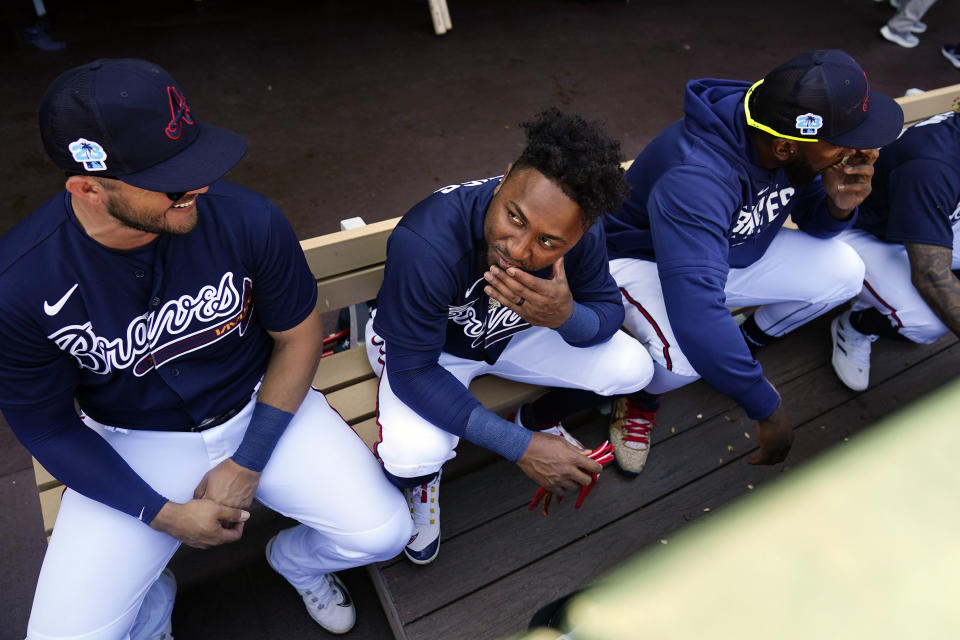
top-left (0, 292), bottom-right (169, 522)
top-left (374, 226), bottom-right (459, 356)
top-left (0, 294), bottom-right (78, 411)
top-left (374, 226), bottom-right (481, 436)
top-left (248, 201), bottom-right (318, 333)
top-left (3, 400), bottom-right (168, 523)
top-left (884, 159), bottom-right (960, 248)
top-left (649, 166), bottom-right (779, 420)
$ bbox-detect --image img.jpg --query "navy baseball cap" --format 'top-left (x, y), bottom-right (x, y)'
top-left (745, 49), bottom-right (903, 149)
top-left (39, 58), bottom-right (248, 192)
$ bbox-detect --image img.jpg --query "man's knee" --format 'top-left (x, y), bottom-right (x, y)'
top-left (376, 415), bottom-right (456, 480)
top-left (829, 241), bottom-right (867, 301)
top-left (334, 501), bottom-right (413, 564)
top-left (593, 334), bottom-right (655, 395)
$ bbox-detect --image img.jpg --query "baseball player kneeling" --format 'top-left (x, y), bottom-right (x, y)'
top-left (830, 109), bottom-right (960, 391)
top-left (365, 108), bottom-right (654, 565)
top-left (601, 50), bottom-right (904, 475)
top-left (0, 59), bottom-right (411, 639)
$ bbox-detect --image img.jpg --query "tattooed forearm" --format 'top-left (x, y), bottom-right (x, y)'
top-left (905, 242), bottom-right (960, 337)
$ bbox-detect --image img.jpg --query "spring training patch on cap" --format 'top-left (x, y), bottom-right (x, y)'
top-left (795, 113), bottom-right (824, 136)
top-left (68, 138), bottom-right (107, 171)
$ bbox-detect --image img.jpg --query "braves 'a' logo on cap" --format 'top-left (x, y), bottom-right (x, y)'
top-left (164, 86), bottom-right (195, 140)
top-left (68, 138), bottom-right (108, 171)
top-left (795, 113), bottom-right (823, 136)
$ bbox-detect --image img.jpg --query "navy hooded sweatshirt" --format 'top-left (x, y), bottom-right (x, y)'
top-left (605, 79), bottom-right (855, 420)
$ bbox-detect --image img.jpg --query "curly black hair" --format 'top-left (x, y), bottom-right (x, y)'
top-left (511, 107), bottom-right (630, 229)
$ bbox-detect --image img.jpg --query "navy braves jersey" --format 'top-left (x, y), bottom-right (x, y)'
top-left (856, 111), bottom-right (960, 248)
top-left (373, 176), bottom-right (624, 436)
top-left (0, 180), bottom-right (317, 428)
top-left (603, 79), bottom-right (855, 419)
top-left (0, 181), bottom-right (316, 521)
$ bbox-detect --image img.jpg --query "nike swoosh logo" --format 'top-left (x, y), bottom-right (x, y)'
top-left (44, 283), bottom-right (79, 316)
top-left (464, 276), bottom-right (485, 298)
top-left (334, 576), bottom-right (353, 608)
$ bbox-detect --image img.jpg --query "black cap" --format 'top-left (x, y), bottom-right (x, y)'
top-left (748, 50), bottom-right (904, 149)
top-left (39, 58), bottom-right (248, 192)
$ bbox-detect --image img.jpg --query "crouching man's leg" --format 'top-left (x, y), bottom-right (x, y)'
top-left (728, 229), bottom-right (866, 353)
top-left (369, 351), bottom-right (488, 565)
top-left (829, 229), bottom-right (955, 391)
top-left (609, 257), bottom-right (706, 476)
top-left (254, 389), bottom-right (412, 633)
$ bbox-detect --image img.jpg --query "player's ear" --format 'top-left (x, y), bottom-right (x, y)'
top-left (771, 139), bottom-right (797, 162)
top-left (65, 175), bottom-right (109, 206)
top-left (494, 163), bottom-right (513, 195)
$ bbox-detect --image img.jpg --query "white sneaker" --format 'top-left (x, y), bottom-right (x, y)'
top-left (881, 25), bottom-right (919, 48)
top-left (830, 310), bottom-right (878, 392)
top-left (403, 472), bottom-right (441, 564)
top-left (265, 536), bottom-right (356, 634)
top-left (910, 20), bottom-right (927, 34)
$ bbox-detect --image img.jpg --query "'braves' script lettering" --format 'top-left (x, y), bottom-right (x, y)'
top-left (48, 273), bottom-right (252, 377)
top-left (729, 186), bottom-right (796, 244)
top-left (449, 299), bottom-right (529, 350)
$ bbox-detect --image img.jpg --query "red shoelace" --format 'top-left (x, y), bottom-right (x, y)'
top-left (621, 408), bottom-right (656, 446)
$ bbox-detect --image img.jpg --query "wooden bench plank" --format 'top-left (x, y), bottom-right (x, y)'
top-left (469, 375), bottom-right (545, 416)
top-left (898, 84), bottom-right (960, 125)
top-left (351, 417), bottom-right (380, 453)
top-left (325, 378), bottom-right (381, 425)
top-left (39, 486), bottom-right (63, 537)
top-left (313, 347), bottom-right (376, 393)
top-left (315, 265), bottom-right (385, 313)
top-left (300, 216), bottom-right (399, 280)
top-left (33, 459), bottom-right (58, 492)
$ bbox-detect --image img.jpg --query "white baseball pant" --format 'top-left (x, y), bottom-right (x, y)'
top-left (610, 228), bottom-right (866, 393)
top-left (26, 388), bottom-right (411, 640)
top-left (837, 226), bottom-right (960, 343)
top-left (365, 316), bottom-right (654, 479)
top-left (887, 0), bottom-right (938, 33)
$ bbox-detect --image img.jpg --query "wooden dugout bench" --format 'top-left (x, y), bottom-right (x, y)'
top-left (29, 83), bottom-right (960, 637)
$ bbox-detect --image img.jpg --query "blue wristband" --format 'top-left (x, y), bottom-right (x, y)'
top-left (556, 302), bottom-right (600, 344)
top-left (231, 402), bottom-right (294, 472)
top-left (462, 405), bottom-right (533, 462)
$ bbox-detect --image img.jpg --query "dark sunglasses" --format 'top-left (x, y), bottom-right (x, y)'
top-left (65, 173), bottom-right (187, 202)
